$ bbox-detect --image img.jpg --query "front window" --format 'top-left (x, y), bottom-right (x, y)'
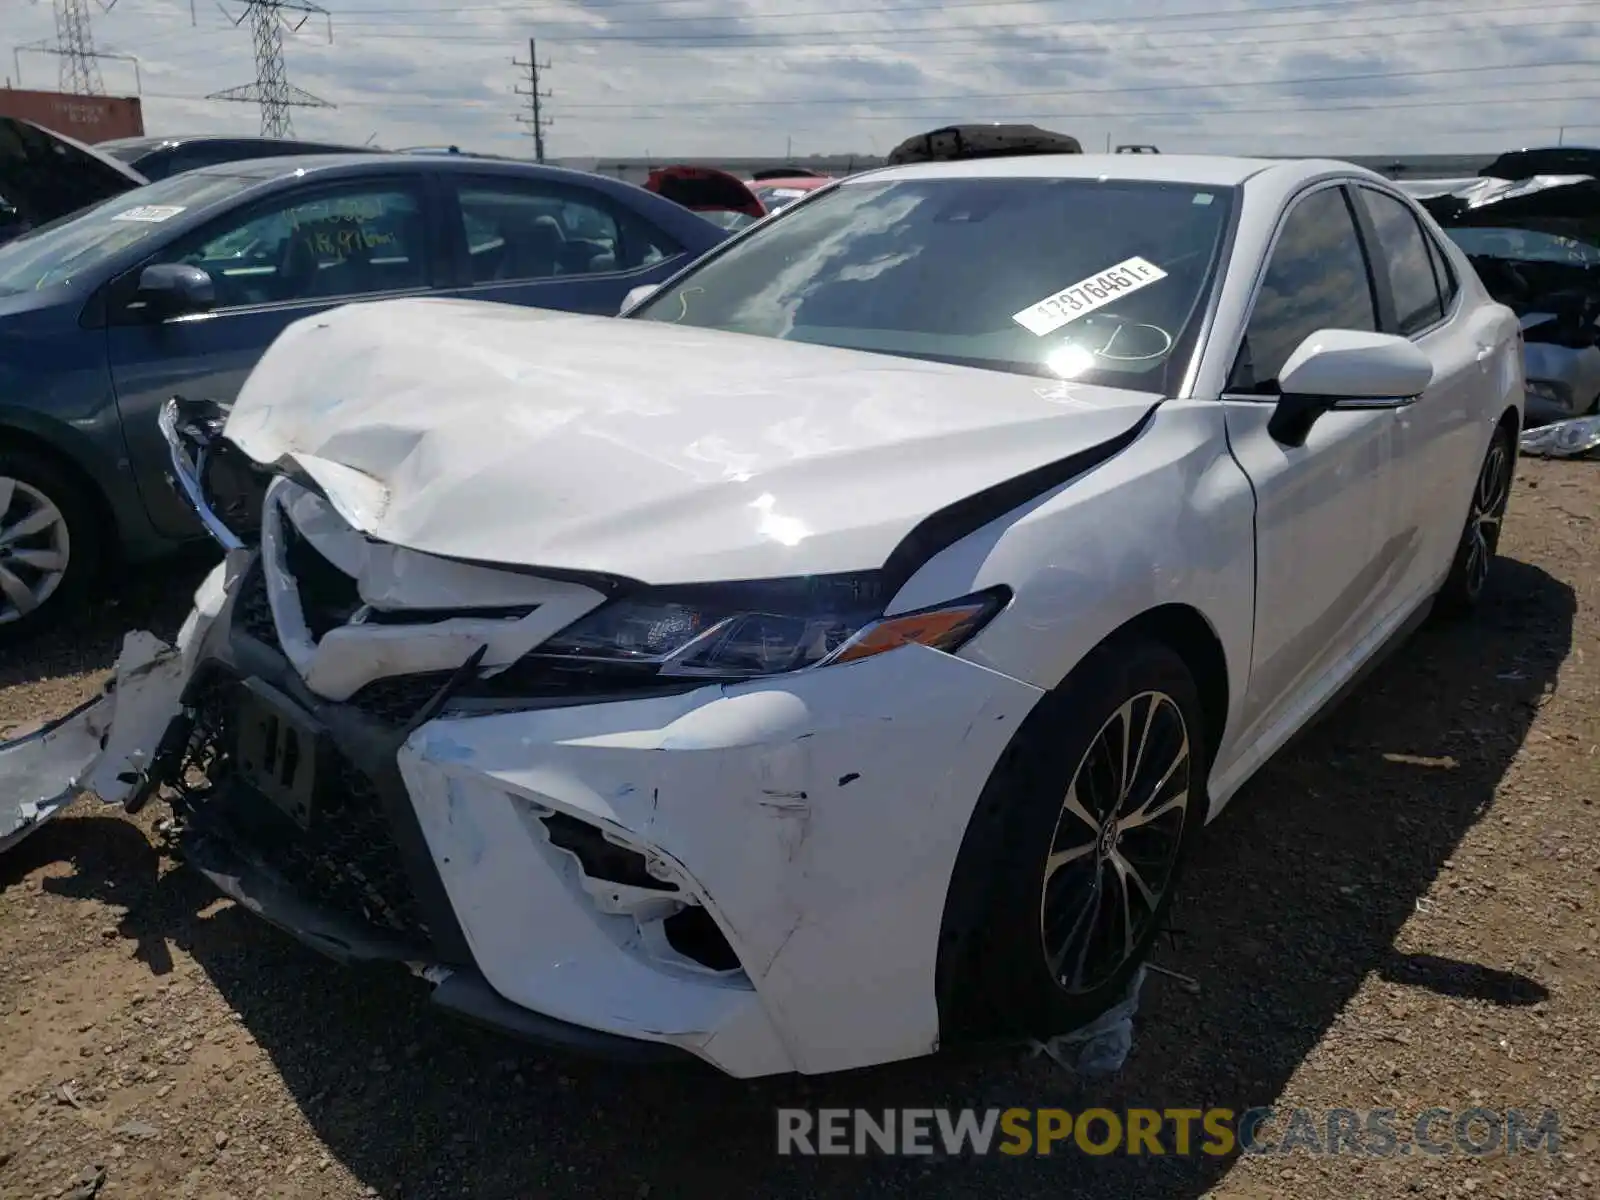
top-left (0, 170), bottom-right (263, 296)
top-left (149, 184), bottom-right (429, 308)
top-left (629, 175), bottom-right (1235, 392)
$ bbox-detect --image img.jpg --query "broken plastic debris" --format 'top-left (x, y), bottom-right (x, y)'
top-left (1026, 963), bottom-right (1146, 1076)
top-left (1519, 415), bottom-right (1600, 459)
top-left (1, 631), bottom-right (185, 854)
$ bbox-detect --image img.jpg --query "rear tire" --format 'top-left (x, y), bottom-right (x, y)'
top-left (1434, 424), bottom-right (1514, 620)
top-left (0, 448), bottom-right (103, 646)
top-left (936, 633), bottom-right (1207, 1045)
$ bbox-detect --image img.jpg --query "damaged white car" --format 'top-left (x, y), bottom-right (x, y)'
top-left (1, 154), bottom-right (1523, 1078)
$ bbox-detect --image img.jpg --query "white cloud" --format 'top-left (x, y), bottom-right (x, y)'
top-left (4, 0), bottom-right (1597, 158)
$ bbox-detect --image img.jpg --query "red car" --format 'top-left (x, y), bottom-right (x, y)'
top-left (643, 164), bottom-right (766, 231)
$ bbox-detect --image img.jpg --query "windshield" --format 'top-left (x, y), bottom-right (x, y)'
top-left (0, 170), bottom-right (262, 296)
top-left (630, 175), bottom-right (1235, 391)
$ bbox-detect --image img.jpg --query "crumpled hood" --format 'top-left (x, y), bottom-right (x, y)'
top-left (225, 296), bottom-right (1156, 583)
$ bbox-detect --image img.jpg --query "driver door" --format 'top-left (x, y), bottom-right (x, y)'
top-left (103, 176), bottom-right (439, 538)
top-left (1220, 183), bottom-right (1411, 756)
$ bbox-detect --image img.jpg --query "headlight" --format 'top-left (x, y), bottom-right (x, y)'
top-left (531, 572), bottom-right (1010, 680)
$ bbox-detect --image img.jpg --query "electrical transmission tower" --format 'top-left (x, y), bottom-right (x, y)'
top-left (513, 38), bottom-right (552, 163)
top-left (207, 0), bottom-right (334, 139)
top-left (54, 0), bottom-right (107, 93)
top-left (15, 0), bottom-right (132, 96)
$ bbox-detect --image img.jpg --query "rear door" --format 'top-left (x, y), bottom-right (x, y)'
top-left (1220, 182), bottom-right (1410, 752)
top-left (436, 173), bottom-right (687, 315)
top-left (103, 173), bottom-right (442, 537)
top-left (1348, 183), bottom-right (1504, 602)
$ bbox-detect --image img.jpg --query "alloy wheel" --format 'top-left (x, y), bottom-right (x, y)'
top-left (1463, 439), bottom-right (1511, 600)
top-left (0, 476), bottom-right (72, 626)
top-left (1039, 690), bottom-right (1192, 995)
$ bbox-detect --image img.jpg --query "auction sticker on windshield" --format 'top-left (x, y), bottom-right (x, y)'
top-left (1013, 256), bottom-right (1169, 337)
top-left (110, 205), bottom-right (187, 223)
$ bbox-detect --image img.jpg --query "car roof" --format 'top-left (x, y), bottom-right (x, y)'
top-left (185, 152), bottom-right (615, 185)
top-left (851, 153), bottom-right (1370, 189)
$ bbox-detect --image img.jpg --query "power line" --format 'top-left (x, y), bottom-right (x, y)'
top-left (513, 36), bottom-right (552, 161)
top-left (304, 0), bottom-right (1600, 44)
top-left (517, 58), bottom-right (1600, 112)
top-left (133, 80), bottom-right (1600, 122)
top-left (205, 0), bottom-right (335, 137)
top-left (303, 0), bottom-right (1539, 25)
top-left (582, 89), bottom-right (1600, 127)
top-left (113, 0), bottom-right (1585, 45)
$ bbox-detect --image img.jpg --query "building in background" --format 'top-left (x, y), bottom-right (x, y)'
top-left (0, 86), bottom-right (143, 143)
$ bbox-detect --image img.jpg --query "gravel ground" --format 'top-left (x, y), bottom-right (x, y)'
top-left (0, 457), bottom-right (1596, 1200)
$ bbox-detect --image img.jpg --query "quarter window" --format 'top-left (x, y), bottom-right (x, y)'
top-left (1231, 187), bottom-right (1377, 391)
top-left (1423, 227), bottom-right (1459, 309)
top-left (1355, 187), bottom-right (1446, 336)
top-left (454, 180), bottom-right (676, 284)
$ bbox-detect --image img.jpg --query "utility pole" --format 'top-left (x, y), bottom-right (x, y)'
top-left (16, 0), bottom-right (127, 96)
top-left (206, 0), bottom-right (334, 139)
top-left (513, 37), bottom-right (552, 163)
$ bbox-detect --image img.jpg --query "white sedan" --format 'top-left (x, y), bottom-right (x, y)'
top-left (0, 154), bottom-right (1523, 1078)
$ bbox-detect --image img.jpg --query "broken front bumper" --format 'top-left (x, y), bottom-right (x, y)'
top-left (5, 541), bottom-right (1044, 1076)
top-left (0, 631), bottom-right (192, 853)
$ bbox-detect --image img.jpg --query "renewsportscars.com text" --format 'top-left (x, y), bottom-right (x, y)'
top-left (776, 1107), bottom-right (1561, 1157)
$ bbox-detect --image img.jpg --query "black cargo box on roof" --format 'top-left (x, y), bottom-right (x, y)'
top-left (885, 124), bottom-right (1083, 166)
top-left (1481, 146), bottom-right (1600, 181)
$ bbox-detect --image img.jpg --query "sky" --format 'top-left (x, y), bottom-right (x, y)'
top-left (3, 0), bottom-right (1597, 159)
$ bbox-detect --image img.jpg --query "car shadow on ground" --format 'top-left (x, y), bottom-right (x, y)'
top-left (0, 551), bottom-right (215, 695)
top-left (8, 554), bottom-right (1575, 1199)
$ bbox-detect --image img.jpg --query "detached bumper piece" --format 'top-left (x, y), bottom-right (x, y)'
top-left (162, 566), bottom-right (690, 1064)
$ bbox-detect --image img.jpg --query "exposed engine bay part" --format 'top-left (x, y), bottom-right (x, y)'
top-left (1519, 414), bottom-right (1600, 458)
top-left (885, 124), bottom-right (1083, 166)
top-left (642, 165), bottom-right (765, 220)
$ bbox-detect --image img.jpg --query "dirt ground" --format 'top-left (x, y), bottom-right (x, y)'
top-left (0, 456), bottom-right (1596, 1200)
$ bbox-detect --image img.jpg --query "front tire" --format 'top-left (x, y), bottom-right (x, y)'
top-left (936, 633), bottom-right (1208, 1045)
top-left (0, 449), bottom-right (102, 646)
top-left (1434, 424), bottom-right (1514, 619)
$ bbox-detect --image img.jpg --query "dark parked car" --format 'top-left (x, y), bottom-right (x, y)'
top-left (97, 134), bottom-right (374, 182)
top-left (0, 119), bottom-right (731, 641)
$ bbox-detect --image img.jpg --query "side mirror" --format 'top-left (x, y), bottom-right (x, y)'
top-left (135, 263), bottom-right (216, 320)
top-left (618, 283), bottom-right (660, 316)
top-left (1268, 329), bottom-right (1434, 448)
